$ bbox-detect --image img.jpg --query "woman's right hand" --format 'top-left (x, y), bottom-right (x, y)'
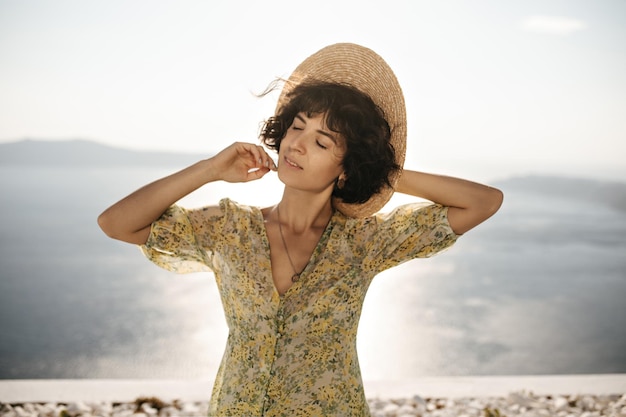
top-left (210, 142), bottom-right (277, 183)
top-left (98, 142), bottom-right (277, 245)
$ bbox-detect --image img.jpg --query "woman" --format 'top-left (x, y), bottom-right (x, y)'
top-left (98, 43), bottom-right (503, 416)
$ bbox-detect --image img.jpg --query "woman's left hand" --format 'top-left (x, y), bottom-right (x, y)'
top-left (396, 170), bottom-right (503, 235)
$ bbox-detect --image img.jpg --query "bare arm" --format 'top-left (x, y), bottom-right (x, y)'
top-left (97, 142), bottom-right (276, 245)
top-left (396, 170), bottom-right (503, 235)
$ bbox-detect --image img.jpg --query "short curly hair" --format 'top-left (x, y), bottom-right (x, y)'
top-left (260, 81), bottom-right (400, 204)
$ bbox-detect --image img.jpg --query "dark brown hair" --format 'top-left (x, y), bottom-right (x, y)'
top-left (260, 81), bottom-right (400, 204)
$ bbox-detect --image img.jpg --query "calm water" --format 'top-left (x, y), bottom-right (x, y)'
top-left (1, 165), bottom-right (625, 380)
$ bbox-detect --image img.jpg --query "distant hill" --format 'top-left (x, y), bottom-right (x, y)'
top-left (0, 139), bottom-right (206, 167)
top-left (2, 139), bottom-right (625, 213)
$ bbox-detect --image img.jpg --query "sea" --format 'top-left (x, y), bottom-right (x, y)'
top-left (1, 164), bottom-right (625, 381)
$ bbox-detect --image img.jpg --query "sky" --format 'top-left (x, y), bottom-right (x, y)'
top-left (1, 0), bottom-right (625, 182)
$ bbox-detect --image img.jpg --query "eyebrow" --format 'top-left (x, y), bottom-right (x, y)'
top-left (295, 114), bottom-right (338, 144)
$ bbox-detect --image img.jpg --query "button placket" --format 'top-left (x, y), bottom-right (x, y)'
top-left (276, 303), bottom-right (285, 338)
top-left (263, 301), bottom-right (286, 413)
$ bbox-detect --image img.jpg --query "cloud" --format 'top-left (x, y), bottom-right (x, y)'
top-left (521, 16), bottom-right (587, 35)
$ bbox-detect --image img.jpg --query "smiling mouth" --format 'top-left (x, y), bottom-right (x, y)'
top-left (284, 156), bottom-right (302, 169)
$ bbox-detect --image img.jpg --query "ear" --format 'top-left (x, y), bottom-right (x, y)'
top-left (336, 173), bottom-right (347, 189)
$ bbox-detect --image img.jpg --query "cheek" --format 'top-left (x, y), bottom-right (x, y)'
top-left (310, 154), bottom-right (342, 181)
top-left (325, 159), bottom-right (344, 180)
top-left (331, 147), bottom-right (346, 168)
top-left (332, 151), bottom-right (345, 175)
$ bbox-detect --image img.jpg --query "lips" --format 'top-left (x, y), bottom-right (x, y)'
top-left (284, 156), bottom-right (302, 169)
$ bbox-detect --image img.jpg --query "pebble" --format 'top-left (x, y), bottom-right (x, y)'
top-left (1, 392), bottom-right (625, 417)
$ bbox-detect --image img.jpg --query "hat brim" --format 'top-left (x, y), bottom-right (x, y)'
top-left (277, 43), bottom-right (407, 218)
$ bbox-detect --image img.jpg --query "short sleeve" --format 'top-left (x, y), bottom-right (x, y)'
top-left (364, 203), bottom-right (458, 272)
top-left (140, 202), bottom-right (227, 273)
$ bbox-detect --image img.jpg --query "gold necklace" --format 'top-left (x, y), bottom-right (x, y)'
top-left (276, 204), bottom-right (303, 283)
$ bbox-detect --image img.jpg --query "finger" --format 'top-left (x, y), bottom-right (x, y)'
top-left (259, 147), bottom-right (277, 171)
top-left (256, 145), bottom-right (271, 168)
top-left (240, 143), bottom-right (262, 166)
top-left (240, 143), bottom-right (274, 172)
top-left (246, 166), bottom-right (270, 181)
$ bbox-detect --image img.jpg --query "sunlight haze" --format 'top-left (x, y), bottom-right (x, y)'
top-left (1, 0), bottom-right (625, 181)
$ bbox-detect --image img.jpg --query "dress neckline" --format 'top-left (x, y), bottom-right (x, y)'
top-left (254, 205), bottom-right (337, 298)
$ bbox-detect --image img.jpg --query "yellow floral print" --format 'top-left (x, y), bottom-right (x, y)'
top-left (141, 198), bottom-right (457, 416)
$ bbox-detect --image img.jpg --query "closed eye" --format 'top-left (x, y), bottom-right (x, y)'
top-left (316, 140), bottom-right (328, 149)
top-left (292, 114), bottom-right (307, 131)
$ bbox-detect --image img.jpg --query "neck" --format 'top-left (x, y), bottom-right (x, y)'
top-left (276, 189), bottom-right (334, 234)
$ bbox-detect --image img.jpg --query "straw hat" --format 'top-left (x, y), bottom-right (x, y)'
top-left (277, 43), bottom-right (407, 218)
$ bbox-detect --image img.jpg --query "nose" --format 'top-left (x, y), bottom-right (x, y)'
top-left (287, 130), bottom-right (307, 154)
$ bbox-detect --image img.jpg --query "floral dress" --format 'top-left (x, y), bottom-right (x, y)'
top-left (141, 198), bottom-right (457, 416)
